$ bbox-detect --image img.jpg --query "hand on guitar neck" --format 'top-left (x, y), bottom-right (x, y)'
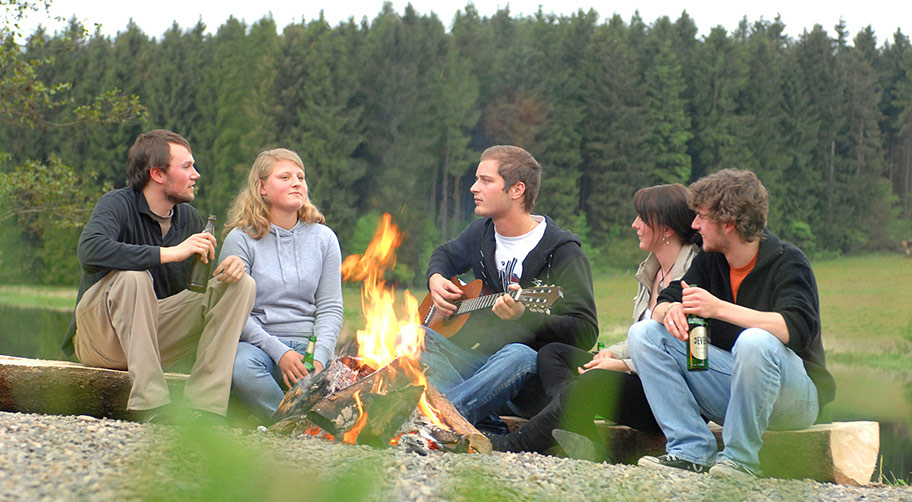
top-left (420, 275), bottom-right (564, 338)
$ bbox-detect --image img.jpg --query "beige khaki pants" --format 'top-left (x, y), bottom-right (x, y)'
top-left (73, 270), bottom-right (256, 415)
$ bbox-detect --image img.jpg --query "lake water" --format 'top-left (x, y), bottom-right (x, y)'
top-left (0, 304), bottom-right (909, 484)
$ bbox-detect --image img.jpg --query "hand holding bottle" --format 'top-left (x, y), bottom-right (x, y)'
top-left (278, 350), bottom-right (309, 389)
top-left (681, 281), bottom-right (722, 319)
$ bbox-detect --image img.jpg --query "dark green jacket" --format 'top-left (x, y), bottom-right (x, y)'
top-left (658, 230), bottom-right (836, 409)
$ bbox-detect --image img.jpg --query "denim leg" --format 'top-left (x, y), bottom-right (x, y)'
top-left (718, 328), bottom-right (819, 470)
top-left (232, 339), bottom-right (306, 423)
top-left (444, 343), bottom-right (538, 425)
top-left (419, 327), bottom-right (488, 394)
top-left (628, 320), bottom-right (733, 465)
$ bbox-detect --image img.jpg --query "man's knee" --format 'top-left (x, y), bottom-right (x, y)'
top-left (732, 328), bottom-right (779, 361)
top-left (496, 343), bottom-right (537, 372)
top-left (222, 273), bottom-right (256, 298)
top-left (109, 270), bottom-right (154, 292)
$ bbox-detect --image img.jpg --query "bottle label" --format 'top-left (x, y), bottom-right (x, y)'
top-left (689, 326), bottom-right (709, 360)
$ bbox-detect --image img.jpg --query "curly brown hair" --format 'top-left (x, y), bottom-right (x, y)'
top-left (687, 169), bottom-right (768, 242)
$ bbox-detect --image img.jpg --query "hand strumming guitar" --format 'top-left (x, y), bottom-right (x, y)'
top-left (428, 273), bottom-right (463, 317)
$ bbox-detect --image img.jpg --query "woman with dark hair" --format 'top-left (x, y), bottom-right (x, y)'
top-left (488, 184), bottom-right (701, 458)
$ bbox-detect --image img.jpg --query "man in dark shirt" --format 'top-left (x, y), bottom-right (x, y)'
top-left (62, 129), bottom-right (256, 423)
top-left (629, 169), bottom-right (835, 478)
top-left (422, 145), bottom-right (598, 427)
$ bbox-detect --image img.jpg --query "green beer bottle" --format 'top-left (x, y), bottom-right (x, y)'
top-left (687, 313), bottom-right (709, 371)
top-left (592, 341), bottom-right (606, 355)
top-left (187, 215), bottom-right (217, 293)
top-left (302, 335), bottom-right (317, 373)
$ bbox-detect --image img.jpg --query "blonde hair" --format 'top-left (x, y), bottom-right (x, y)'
top-left (224, 148), bottom-right (325, 239)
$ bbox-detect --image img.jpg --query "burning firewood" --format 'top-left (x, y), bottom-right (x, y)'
top-left (272, 356), bottom-right (376, 422)
top-left (267, 355), bottom-right (492, 455)
top-left (424, 384), bottom-right (492, 455)
top-left (267, 214), bottom-right (491, 455)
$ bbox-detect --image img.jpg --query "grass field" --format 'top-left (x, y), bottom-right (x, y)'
top-left (0, 285), bottom-right (78, 312)
top-left (2, 253), bottom-right (910, 421)
top-left (3, 254), bottom-right (910, 368)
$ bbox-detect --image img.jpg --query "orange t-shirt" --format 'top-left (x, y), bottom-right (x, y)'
top-left (730, 251), bottom-right (758, 303)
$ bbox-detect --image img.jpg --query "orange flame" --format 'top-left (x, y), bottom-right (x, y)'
top-left (341, 213), bottom-right (447, 431)
top-left (342, 390), bottom-right (368, 443)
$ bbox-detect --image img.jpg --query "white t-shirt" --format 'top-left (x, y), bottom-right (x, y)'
top-left (494, 215), bottom-right (546, 291)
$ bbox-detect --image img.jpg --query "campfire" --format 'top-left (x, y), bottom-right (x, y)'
top-left (268, 214), bottom-right (491, 455)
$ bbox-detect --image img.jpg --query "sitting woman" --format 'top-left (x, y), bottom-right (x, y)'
top-left (219, 148), bottom-right (343, 424)
top-left (489, 183), bottom-right (700, 458)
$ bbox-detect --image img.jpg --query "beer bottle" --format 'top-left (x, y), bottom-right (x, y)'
top-left (187, 215), bottom-right (216, 293)
top-left (687, 314), bottom-right (710, 371)
top-left (592, 341), bottom-right (606, 354)
top-left (302, 335), bottom-right (317, 373)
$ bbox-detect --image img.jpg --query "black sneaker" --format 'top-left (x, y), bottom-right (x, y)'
top-left (481, 431), bottom-right (512, 452)
top-left (709, 458), bottom-right (759, 479)
top-left (638, 454), bottom-right (710, 474)
top-left (130, 404), bottom-right (179, 425)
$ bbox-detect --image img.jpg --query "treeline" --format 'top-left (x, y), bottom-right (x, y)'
top-left (2, 3), bottom-right (912, 286)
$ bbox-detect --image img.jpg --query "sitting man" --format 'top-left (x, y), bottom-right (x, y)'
top-left (61, 129), bottom-right (257, 424)
top-left (628, 168), bottom-right (835, 478)
top-left (421, 145), bottom-right (598, 427)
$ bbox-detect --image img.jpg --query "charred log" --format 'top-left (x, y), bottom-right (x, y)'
top-left (355, 384), bottom-right (425, 448)
top-left (425, 384), bottom-right (492, 455)
top-left (272, 356), bottom-right (377, 422)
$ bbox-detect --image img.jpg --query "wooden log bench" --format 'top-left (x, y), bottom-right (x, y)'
top-left (0, 355), bottom-right (188, 421)
top-left (500, 416), bottom-right (879, 486)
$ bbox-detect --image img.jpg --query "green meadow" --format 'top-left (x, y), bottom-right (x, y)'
top-left (3, 254), bottom-right (910, 418)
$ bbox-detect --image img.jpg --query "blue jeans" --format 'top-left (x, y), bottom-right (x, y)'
top-left (232, 338), bottom-right (309, 423)
top-left (419, 328), bottom-right (537, 425)
top-left (627, 320), bottom-right (819, 469)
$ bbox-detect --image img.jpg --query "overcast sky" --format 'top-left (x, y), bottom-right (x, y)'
top-left (16, 0), bottom-right (912, 44)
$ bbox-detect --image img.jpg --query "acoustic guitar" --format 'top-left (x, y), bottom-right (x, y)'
top-left (418, 277), bottom-right (564, 338)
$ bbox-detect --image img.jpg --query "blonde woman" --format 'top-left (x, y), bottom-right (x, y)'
top-left (218, 148), bottom-right (343, 423)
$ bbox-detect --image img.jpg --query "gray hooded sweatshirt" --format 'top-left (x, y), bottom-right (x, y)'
top-left (219, 221), bottom-right (343, 366)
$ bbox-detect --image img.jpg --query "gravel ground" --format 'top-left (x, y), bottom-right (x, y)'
top-left (1, 411), bottom-right (910, 502)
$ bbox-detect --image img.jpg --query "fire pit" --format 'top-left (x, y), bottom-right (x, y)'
top-left (269, 355), bottom-right (490, 454)
top-left (266, 214), bottom-right (491, 455)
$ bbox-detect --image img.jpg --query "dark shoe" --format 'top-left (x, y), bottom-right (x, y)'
top-left (130, 404), bottom-right (179, 425)
top-left (552, 429), bottom-right (603, 462)
top-left (638, 454), bottom-right (710, 474)
top-left (475, 414), bottom-right (511, 435)
top-left (481, 431), bottom-right (511, 452)
top-left (709, 458), bottom-right (760, 479)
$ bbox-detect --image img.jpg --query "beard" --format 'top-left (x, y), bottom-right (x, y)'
top-left (164, 186), bottom-right (194, 205)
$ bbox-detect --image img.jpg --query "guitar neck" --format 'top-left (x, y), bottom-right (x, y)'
top-left (453, 291), bottom-right (512, 315)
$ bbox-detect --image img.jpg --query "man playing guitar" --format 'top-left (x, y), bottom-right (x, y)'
top-left (421, 145), bottom-right (598, 429)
